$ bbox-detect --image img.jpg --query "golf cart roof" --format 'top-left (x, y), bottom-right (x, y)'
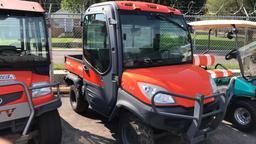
top-left (189, 20), bottom-right (256, 30)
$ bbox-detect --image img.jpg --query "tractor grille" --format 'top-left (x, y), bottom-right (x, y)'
top-left (0, 92), bottom-right (23, 106)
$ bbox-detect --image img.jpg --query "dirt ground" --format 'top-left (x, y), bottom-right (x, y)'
top-left (59, 97), bottom-right (256, 144)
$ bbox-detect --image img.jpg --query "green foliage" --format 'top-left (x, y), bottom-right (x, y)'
top-left (206, 0), bottom-right (256, 15)
top-left (61, 0), bottom-right (106, 13)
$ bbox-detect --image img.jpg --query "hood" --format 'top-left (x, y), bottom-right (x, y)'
top-left (121, 64), bottom-right (214, 107)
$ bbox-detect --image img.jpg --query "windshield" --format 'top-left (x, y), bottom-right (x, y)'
top-left (120, 11), bottom-right (192, 68)
top-left (238, 41), bottom-right (256, 78)
top-left (0, 12), bottom-right (49, 66)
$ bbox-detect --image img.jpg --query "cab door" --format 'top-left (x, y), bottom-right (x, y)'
top-left (82, 5), bottom-right (118, 116)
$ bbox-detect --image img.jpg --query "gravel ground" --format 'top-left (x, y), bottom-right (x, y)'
top-left (59, 97), bottom-right (256, 144)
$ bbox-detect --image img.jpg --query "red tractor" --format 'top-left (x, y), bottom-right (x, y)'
top-left (65, 1), bottom-right (231, 144)
top-left (0, 0), bottom-right (62, 144)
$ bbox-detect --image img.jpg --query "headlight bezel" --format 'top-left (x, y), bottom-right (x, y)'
top-left (32, 82), bottom-right (52, 98)
top-left (138, 82), bottom-right (175, 105)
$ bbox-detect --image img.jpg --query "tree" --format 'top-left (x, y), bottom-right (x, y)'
top-left (206, 0), bottom-right (256, 16)
top-left (61, 0), bottom-right (107, 13)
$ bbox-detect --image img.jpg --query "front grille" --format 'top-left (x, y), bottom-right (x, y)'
top-left (0, 92), bottom-right (23, 106)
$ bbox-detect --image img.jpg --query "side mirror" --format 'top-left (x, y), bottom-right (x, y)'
top-left (225, 49), bottom-right (238, 60)
top-left (226, 31), bottom-right (234, 39)
top-left (187, 24), bottom-right (194, 33)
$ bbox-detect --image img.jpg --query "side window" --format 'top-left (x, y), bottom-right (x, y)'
top-left (84, 13), bottom-right (110, 73)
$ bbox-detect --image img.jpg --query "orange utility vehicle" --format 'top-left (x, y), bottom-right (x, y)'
top-left (65, 1), bottom-right (230, 144)
top-left (0, 0), bottom-right (62, 144)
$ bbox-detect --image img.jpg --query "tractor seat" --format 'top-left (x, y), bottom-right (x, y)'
top-left (193, 54), bottom-right (233, 78)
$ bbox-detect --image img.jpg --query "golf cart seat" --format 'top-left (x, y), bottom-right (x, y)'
top-left (193, 54), bottom-right (233, 78)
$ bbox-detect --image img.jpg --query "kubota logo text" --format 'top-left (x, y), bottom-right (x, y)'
top-left (0, 74), bottom-right (16, 80)
top-left (0, 108), bottom-right (16, 117)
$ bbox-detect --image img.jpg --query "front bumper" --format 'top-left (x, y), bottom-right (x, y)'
top-left (151, 91), bottom-right (229, 143)
top-left (117, 89), bottom-right (232, 144)
top-left (0, 81), bottom-right (61, 143)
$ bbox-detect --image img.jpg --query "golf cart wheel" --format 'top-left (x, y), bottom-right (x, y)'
top-left (70, 85), bottom-right (88, 113)
top-left (30, 110), bottom-right (62, 144)
top-left (118, 114), bottom-right (154, 144)
top-left (230, 100), bottom-right (256, 132)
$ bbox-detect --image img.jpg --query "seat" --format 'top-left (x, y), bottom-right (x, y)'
top-left (193, 54), bottom-right (233, 78)
top-left (207, 69), bottom-right (233, 78)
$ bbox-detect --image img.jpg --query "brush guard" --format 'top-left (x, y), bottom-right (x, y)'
top-left (0, 81), bottom-right (61, 143)
top-left (151, 90), bottom-right (231, 144)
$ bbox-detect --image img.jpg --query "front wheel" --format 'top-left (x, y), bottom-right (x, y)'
top-left (229, 100), bottom-right (256, 132)
top-left (30, 110), bottom-right (62, 144)
top-left (118, 114), bottom-right (154, 144)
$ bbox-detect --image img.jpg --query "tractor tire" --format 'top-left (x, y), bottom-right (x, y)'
top-left (229, 100), bottom-right (256, 132)
top-left (29, 110), bottom-right (62, 144)
top-left (70, 85), bottom-right (88, 113)
top-left (118, 114), bottom-right (154, 144)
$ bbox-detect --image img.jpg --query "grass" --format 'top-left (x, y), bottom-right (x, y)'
top-left (51, 38), bottom-right (81, 43)
top-left (208, 63), bottom-right (240, 69)
top-left (192, 34), bottom-right (237, 50)
top-left (53, 64), bottom-right (65, 70)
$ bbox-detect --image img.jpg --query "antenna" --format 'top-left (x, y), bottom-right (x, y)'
top-left (48, 3), bottom-right (52, 18)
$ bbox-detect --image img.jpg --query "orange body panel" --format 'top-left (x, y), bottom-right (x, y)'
top-left (0, 0), bottom-right (44, 13)
top-left (121, 64), bottom-right (214, 107)
top-left (0, 71), bottom-right (53, 106)
top-left (65, 57), bottom-right (103, 87)
top-left (115, 1), bottom-right (182, 15)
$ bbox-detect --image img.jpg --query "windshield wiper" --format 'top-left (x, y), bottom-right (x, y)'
top-left (155, 15), bottom-right (187, 31)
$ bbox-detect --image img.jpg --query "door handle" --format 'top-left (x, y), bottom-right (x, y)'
top-left (83, 65), bottom-right (89, 72)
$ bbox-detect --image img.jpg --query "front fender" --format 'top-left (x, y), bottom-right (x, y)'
top-left (109, 89), bottom-right (149, 122)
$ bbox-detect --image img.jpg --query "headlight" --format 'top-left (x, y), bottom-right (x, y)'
top-left (32, 82), bottom-right (51, 98)
top-left (209, 77), bottom-right (218, 94)
top-left (138, 82), bottom-right (175, 104)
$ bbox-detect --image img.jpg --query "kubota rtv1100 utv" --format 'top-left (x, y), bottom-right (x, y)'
top-left (0, 0), bottom-right (62, 144)
top-left (65, 1), bottom-right (231, 144)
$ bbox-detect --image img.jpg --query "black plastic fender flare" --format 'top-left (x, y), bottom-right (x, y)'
top-left (108, 89), bottom-right (146, 122)
top-left (64, 72), bottom-right (82, 86)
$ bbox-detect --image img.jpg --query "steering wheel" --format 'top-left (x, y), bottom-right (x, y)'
top-left (225, 49), bottom-right (238, 60)
top-left (0, 46), bottom-right (20, 56)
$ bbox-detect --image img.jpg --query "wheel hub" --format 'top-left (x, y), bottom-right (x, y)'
top-left (234, 107), bottom-right (252, 125)
top-left (122, 123), bottom-right (138, 144)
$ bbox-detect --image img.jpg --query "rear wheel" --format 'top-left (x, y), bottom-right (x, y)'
top-left (70, 85), bottom-right (88, 113)
top-left (229, 100), bottom-right (256, 132)
top-left (118, 114), bottom-right (154, 144)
